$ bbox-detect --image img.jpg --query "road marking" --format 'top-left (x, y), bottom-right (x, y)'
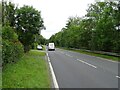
top-left (116, 76), bottom-right (120, 79)
top-left (46, 52), bottom-right (59, 89)
top-left (65, 54), bottom-right (69, 56)
top-left (58, 51), bottom-right (64, 54)
top-left (46, 53), bottom-right (48, 56)
top-left (60, 52), bottom-right (64, 54)
top-left (77, 59), bottom-right (97, 68)
top-left (69, 55), bottom-right (73, 57)
top-left (66, 54), bottom-right (73, 57)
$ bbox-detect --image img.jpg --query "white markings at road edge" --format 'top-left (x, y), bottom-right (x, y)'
top-left (46, 52), bottom-right (59, 89)
top-left (116, 76), bottom-right (120, 79)
top-left (77, 59), bottom-right (97, 68)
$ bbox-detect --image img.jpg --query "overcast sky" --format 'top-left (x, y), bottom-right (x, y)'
top-left (8, 0), bottom-right (96, 39)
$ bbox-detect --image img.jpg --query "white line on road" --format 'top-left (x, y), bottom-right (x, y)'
top-left (60, 52), bottom-right (64, 54)
top-left (77, 59), bottom-right (97, 68)
top-left (66, 54), bottom-right (73, 57)
top-left (116, 76), bottom-right (120, 79)
top-left (46, 52), bottom-right (59, 89)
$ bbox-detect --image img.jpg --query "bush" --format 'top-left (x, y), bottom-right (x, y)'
top-left (2, 26), bottom-right (24, 65)
top-left (2, 26), bottom-right (18, 42)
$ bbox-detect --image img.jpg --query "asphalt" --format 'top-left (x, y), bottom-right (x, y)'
top-left (47, 48), bottom-right (119, 88)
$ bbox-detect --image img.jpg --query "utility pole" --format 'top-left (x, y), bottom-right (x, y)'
top-left (2, 0), bottom-right (4, 26)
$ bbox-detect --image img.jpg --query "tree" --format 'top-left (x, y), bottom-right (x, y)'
top-left (15, 5), bottom-right (44, 52)
top-left (87, 2), bottom-right (119, 52)
top-left (2, 1), bottom-right (17, 27)
top-left (0, 2), bottom-right (2, 24)
top-left (36, 34), bottom-right (46, 45)
top-left (49, 1), bottom-right (120, 53)
top-left (2, 1), bottom-right (24, 65)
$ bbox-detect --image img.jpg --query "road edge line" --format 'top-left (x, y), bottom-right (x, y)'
top-left (46, 52), bottom-right (59, 89)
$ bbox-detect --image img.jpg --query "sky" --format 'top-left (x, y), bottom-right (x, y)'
top-left (5, 0), bottom-right (96, 39)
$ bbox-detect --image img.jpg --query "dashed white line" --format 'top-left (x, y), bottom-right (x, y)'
top-left (66, 54), bottom-right (73, 57)
top-left (116, 76), bottom-right (120, 79)
top-left (59, 51), bottom-right (64, 54)
top-left (69, 55), bottom-right (73, 57)
top-left (77, 59), bottom-right (97, 68)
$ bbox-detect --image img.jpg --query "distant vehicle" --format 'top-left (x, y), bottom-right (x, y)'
top-left (48, 43), bottom-right (55, 51)
top-left (37, 45), bottom-right (43, 50)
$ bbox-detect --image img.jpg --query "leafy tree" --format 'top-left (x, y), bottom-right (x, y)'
top-left (2, 1), bottom-right (24, 65)
top-left (87, 2), bottom-right (119, 52)
top-left (15, 5), bottom-right (44, 52)
top-left (0, 2), bottom-right (2, 24)
top-left (2, 1), bottom-right (17, 26)
top-left (49, 1), bottom-right (120, 53)
top-left (36, 34), bottom-right (46, 45)
top-left (31, 34), bottom-right (47, 49)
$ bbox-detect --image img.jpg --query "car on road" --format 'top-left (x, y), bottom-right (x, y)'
top-left (37, 45), bottom-right (43, 50)
top-left (48, 43), bottom-right (55, 51)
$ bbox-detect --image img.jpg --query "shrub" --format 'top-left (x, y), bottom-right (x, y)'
top-left (2, 26), bottom-right (24, 65)
top-left (2, 26), bottom-right (18, 42)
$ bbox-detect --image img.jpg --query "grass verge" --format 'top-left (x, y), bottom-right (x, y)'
top-left (61, 47), bottom-right (119, 62)
top-left (42, 45), bottom-right (46, 51)
top-left (2, 50), bottom-right (50, 88)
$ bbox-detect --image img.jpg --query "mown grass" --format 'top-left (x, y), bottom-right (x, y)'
top-left (42, 45), bottom-right (46, 51)
top-left (61, 48), bottom-right (119, 62)
top-left (2, 50), bottom-right (50, 88)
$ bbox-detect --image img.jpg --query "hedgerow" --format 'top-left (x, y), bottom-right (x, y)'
top-left (2, 26), bottom-right (24, 65)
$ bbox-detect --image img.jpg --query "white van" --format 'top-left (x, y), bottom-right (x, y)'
top-left (48, 43), bottom-right (55, 51)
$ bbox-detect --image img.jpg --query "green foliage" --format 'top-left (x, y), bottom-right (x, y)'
top-left (0, 2), bottom-right (2, 24)
top-left (2, 1), bottom-right (16, 26)
top-left (36, 34), bottom-right (46, 45)
top-left (2, 26), bottom-right (24, 65)
top-left (31, 42), bottom-right (38, 49)
top-left (15, 5), bottom-right (44, 52)
top-left (49, 2), bottom-right (120, 53)
top-left (2, 26), bottom-right (18, 41)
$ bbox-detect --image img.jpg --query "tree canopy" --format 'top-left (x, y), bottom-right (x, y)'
top-left (15, 5), bottom-right (44, 52)
top-left (2, 1), bottom-right (45, 65)
top-left (49, 1), bottom-right (120, 53)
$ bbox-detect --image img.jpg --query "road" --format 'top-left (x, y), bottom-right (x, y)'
top-left (47, 48), bottom-right (119, 88)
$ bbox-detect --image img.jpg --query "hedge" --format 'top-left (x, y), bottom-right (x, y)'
top-left (2, 26), bottom-right (24, 65)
